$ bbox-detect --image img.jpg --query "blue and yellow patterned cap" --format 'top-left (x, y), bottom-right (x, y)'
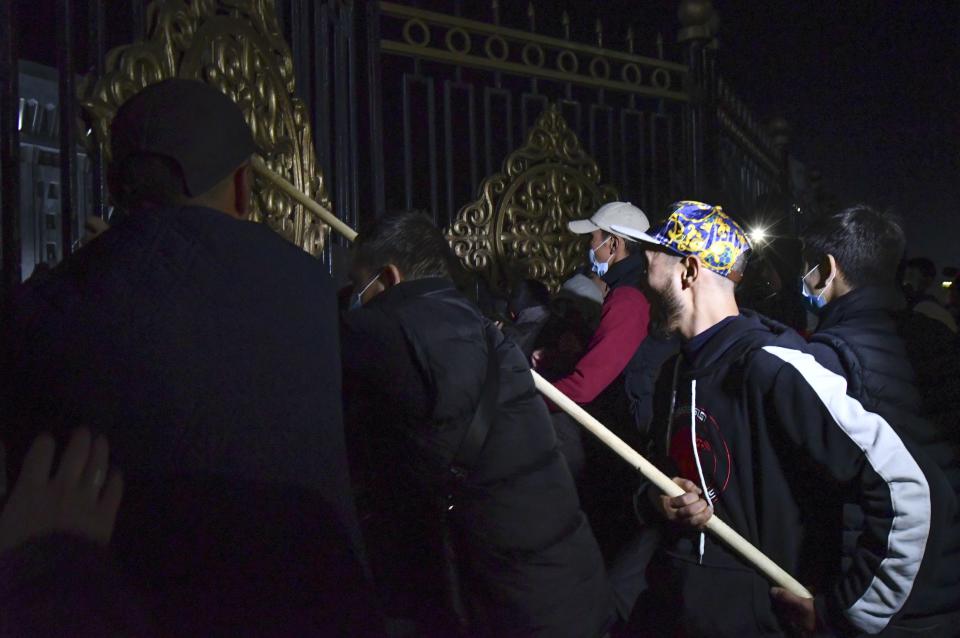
top-left (611, 200), bottom-right (751, 282)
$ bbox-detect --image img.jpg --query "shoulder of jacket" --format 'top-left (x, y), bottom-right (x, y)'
top-left (743, 341), bottom-right (803, 381)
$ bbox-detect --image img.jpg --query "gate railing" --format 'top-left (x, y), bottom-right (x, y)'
top-left (0, 0), bottom-right (810, 301)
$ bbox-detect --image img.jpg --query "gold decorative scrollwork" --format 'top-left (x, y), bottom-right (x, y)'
top-left (447, 105), bottom-right (617, 292)
top-left (80, 0), bottom-right (330, 256)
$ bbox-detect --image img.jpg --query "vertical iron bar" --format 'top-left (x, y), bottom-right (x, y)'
top-left (314, 3), bottom-right (331, 186)
top-left (58, 0), bottom-right (76, 261)
top-left (527, 2), bottom-right (537, 95)
top-left (561, 11), bottom-right (572, 100)
top-left (650, 115), bottom-right (659, 211)
top-left (491, 0), bottom-right (502, 89)
top-left (626, 25), bottom-right (636, 111)
top-left (453, 0), bottom-right (463, 84)
top-left (619, 108), bottom-right (630, 199)
top-left (684, 38), bottom-right (704, 196)
top-left (444, 81), bottom-right (478, 225)
top-left (345, 1), bottom-right (360, 230)
top-left (483, 89), bottom-right (512, 177)
top-left (365, 0), bottom-right (386, 217)
top-left (443, 81), bottom-right (454, 222)
top-left (520, 93), bottom-right (547, 139)
top-left (467, 87), bottom-right (477, 198)
top-left (333, 3), bottom-right (353, 231)
top-left (89, 0), bottom-right (106, 219)
top-left (311, 2), bottom-right (331, 271)
top-left (0, 0), bottom-right (21, 294)
top-left (402, 74), bottom-right (413, 210)
top-left (604, 106), bottom-right (615, 185)
top-left (291, 0), bottom-right (310, 102)
top-left (426, 77), bottom-right (438, 223)
top-left (667, 114), bottom-right (677, 197)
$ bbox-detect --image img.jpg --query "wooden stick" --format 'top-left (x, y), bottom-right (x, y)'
top-left (250, 158), bottom-right (812, 598)
top-left (533, 370), bottom-right (813, 598)
top-left (250, 156), bottom-right (358, 242)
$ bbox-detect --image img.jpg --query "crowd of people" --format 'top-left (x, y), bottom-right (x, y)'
top-left (1, 78), bottom-right (958, 637)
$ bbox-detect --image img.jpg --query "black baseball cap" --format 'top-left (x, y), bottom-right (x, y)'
top-left (110, 79), bottom-right (257, 196)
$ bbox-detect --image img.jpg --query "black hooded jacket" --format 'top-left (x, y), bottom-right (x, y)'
top-left (639, 311), bottom-right (954, 637)
top-left (342, 278), bottom-right (612, 637)
top-left (807, 286), bottom-right (960, 624)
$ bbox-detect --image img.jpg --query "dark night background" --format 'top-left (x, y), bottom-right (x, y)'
top-left (563, 0), bottom-right (959, 272)
top-left (720, 1), bottom-right (959, 274)
top-left (465, 0), bottom-right (959, 270)
top-left (14, 0), bottom-right (959, 271)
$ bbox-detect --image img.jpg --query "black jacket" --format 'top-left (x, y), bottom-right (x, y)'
top-left (639, 312), bottom-right (954, 637)
top-left (807, 286), bottom-right (960, 625)
top-left (1, 206), bottom-right (373, 636)
top-left (342, 278), bottom-right (612, 637)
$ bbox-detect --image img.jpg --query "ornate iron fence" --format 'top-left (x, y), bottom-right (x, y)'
top-left (0, 0), bottom-right (804, 300)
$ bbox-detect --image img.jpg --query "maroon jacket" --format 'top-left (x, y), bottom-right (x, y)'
top-left (549, 255), bottom-right (650, 407)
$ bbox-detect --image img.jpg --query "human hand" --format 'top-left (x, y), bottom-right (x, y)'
top-left (653, 476), bottom-right (713, 529)
top-left (530, 348), bottom-right (545, 370)
top-left (771, 586), bottom-right (818, 635)
top-left (0, 429), bottom-right (124, 554)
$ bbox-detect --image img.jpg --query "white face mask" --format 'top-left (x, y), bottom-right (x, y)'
top-left (350, 272), bottom-right (381, 310)
top-left (589, 236), bottom-right (613, 277)
top-left (800, 264), bottom-right (833, 312)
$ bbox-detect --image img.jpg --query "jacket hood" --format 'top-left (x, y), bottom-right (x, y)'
top-left (680, 310), bottom-right (801, 378)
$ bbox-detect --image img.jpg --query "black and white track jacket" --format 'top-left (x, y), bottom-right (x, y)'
top-left (640, 311), bottom-right (954, 636)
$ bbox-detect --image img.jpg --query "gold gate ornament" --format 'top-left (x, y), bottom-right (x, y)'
top-left (447, 105), bottom-right (618, 292)
top-left (80, 0), bottom-right (331, 256)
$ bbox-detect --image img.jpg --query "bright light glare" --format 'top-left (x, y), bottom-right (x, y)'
top-left (943, 281), bottom-right (953, 289)
top-left (749, 227), bottom-right (767, 243)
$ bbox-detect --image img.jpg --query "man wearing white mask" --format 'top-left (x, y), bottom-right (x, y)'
top-left (540, 201), bottom-right (653, 412)
top-left (533, 201), bottom-right (653, 558)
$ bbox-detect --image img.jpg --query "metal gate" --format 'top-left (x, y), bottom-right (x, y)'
top-left (0, 0), bottom-right (809, 300)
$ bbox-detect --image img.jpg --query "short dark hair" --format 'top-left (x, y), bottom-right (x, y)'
top-left (353, 210), bottom-right (452, 280)
top-left (602, 230), bottom-right (639, 255)
top-left (801, 204), bottom-right (905, 288)
top-left (108, 152), bottom-right (188, 211)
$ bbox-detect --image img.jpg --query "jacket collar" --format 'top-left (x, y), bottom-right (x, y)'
top-left (368, 276), bottom-right (457, 309)
top-left (816, 285), bottom-right (905, 333)
top-left (680, 310), bottom-right (799, 375)
top-left (602, 253), bottom-right (646, 290)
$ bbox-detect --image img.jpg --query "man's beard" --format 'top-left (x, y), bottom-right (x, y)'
top-left (647, 284), bottom-right (683, 339)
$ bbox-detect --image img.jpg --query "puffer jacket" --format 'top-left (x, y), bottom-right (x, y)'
top-left (636, 311), bottom-right (954, 637)
top-left (342, 277), bottom-right (612, 637)
top-left (807, 286), bottom-right (960, 626)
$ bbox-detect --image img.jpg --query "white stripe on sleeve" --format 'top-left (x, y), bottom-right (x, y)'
top-left (762, 346), bottom-right (931, 634)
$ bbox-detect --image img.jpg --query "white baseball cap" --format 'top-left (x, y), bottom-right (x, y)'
top-left (568, 201), bottom-right (650, 238)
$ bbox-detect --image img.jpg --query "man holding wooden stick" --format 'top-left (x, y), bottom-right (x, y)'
top-left (611, 201), bottom-right (948, 637)
top-left (341, 211), bottom-right (612, 636)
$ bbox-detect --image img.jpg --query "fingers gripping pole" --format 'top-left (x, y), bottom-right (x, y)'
top-left (532, 370), bottom-right (813, 599)
top-left (250, 156), bottom-right (358, 242)
top-left (248, 158), bottom-right (811, 599)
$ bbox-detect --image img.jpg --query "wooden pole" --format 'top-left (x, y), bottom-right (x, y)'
top-left (250, 156), bottom-right (358, 242)
top-left (251, 158), bottom-right (812, 598)
top-left (533, 371), bottom-right (812, 598)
